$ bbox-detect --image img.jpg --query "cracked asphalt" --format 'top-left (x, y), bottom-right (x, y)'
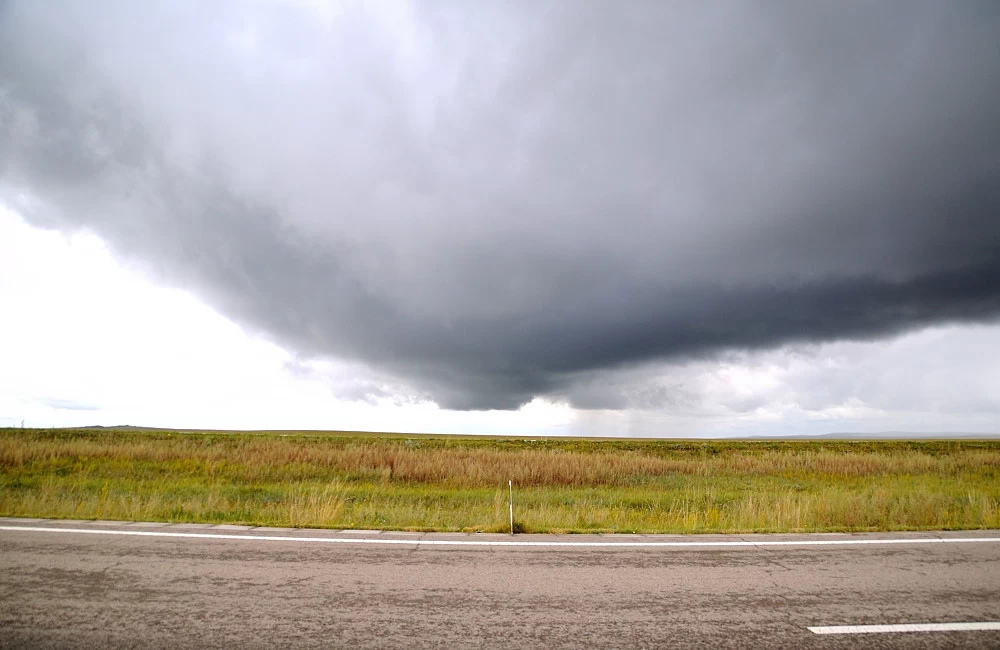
top-left (1, 519), bottom-right (998, 649)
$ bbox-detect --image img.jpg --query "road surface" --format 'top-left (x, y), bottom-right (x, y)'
top-left (1, 518), bottom-right (998, 649)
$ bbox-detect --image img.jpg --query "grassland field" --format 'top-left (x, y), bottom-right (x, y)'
top-left (1, 427), bottom-right (998, 534)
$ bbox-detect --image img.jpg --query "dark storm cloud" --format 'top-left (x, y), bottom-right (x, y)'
top-left (1, 1), bottom-right (999, 409)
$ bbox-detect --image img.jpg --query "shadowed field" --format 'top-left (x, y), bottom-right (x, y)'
top-left (1, 428), bottom-right (997, 533)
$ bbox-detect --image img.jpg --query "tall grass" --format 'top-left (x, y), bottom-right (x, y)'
top-left (1, 428), bottom-right (997, 533)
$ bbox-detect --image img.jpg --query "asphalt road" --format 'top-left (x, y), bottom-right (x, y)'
top-left (1, 519), bottom-right (998, 649)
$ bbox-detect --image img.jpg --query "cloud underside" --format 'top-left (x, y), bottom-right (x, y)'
top-left (1, 1), bottom-right (999, 409)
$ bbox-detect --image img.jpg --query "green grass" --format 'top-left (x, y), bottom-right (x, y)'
top-left (1, 428), bottom-right (998, 533)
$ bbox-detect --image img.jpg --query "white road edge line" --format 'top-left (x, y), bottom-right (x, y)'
top-left (1, 525), bottom-right (1000, 548)
top-left (809, 622), bottom-right (1000, 635)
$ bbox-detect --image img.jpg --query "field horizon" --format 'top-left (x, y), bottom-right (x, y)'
top-left (15, 424), bottom-right (1000, 441)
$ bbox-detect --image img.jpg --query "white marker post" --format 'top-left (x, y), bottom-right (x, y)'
top-left (509, 480), bottom-right (514, 535)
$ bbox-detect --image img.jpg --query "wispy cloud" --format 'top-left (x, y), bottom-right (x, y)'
top-left (36, 397), bottom-right (100, 412)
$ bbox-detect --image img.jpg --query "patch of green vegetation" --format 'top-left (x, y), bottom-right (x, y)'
top-left (1, 428), bottom-right (997, 533)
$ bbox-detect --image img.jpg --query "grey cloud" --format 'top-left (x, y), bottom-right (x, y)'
top-left (282, 358), bottom-right (426, 407)
top-left (1, 1), bottom-right (998, 409)
top-left (564, 323), bottom-right (1000, 435)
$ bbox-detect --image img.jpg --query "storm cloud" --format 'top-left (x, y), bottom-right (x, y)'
top-left (1, 1), bottom-right (998, 409)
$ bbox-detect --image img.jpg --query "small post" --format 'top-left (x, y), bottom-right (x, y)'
top-left (508, 479), bottom-right (514, 535)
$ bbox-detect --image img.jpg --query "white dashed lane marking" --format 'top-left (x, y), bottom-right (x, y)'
top-left (808, 622), bottom-right (1000, 635)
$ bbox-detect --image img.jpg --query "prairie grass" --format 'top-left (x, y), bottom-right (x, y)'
top-left (1, 428), bottom-right (997, 533)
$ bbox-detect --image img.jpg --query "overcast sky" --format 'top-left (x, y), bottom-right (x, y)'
top-left (1, 1), bottom-right (998, 435)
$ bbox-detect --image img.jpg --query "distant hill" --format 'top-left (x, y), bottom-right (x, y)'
top-left (751, 431), bottom-right (1000, 440)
